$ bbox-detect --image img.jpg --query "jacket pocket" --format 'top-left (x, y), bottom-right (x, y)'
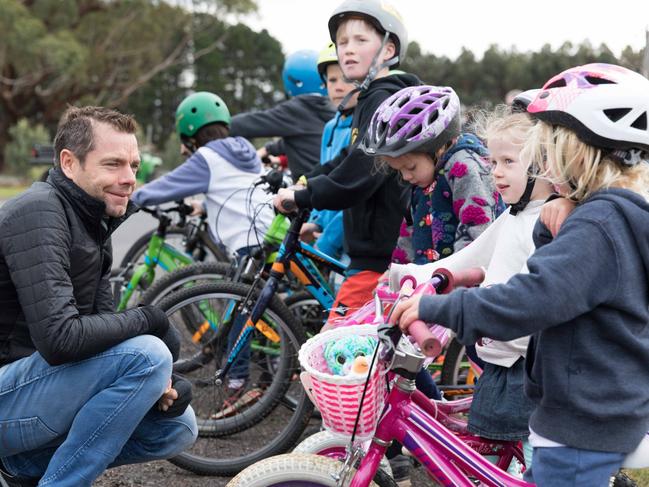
top-left (0, 416), bottom-right (58, 456)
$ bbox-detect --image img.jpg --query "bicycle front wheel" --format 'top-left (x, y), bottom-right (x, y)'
top-left (440, 338), bottom-right (480, 387)
top-left (156, 282), bottom-right (313, 476)
top-left (227, 453), bottom-right (390, 487)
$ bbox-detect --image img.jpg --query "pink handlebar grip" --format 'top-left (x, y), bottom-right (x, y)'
top-left (450, 267), bottom-right (485, 288)
top-left (408, 320), bottom-right (442, 357)
top-left (435, 267), bottom-right (485, 291)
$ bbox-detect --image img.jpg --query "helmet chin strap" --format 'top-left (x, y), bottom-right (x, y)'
top-left (337, 31), bottom-right (399, 113)
top-left (610, 148), bottom-right (647, 167)
top-left (509, 177), bottom-right (536, 215)
top-left (181, 137), bottom-right (198, 154)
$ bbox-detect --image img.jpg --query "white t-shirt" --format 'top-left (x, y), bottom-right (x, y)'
top-left (389, 200), bottom-right (544, 367)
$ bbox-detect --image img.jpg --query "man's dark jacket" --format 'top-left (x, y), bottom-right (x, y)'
top-left (0, 168), bottom-right (155, 367)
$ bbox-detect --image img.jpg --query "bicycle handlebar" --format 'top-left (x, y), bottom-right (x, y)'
top-left (398, 267), bottom-right (485, 357)
top-left (408, 320), bottom-right (442, 357)
top-left (255, 169), bottom-right (286, 195)
top-left (140, 200), bottom-right (195, 224)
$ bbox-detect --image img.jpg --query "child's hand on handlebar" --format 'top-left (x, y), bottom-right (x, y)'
top-left (299, 222), bottom-right (320, 243)
top-left (189, 200), bottom-right (205, 216)
top-left (389, 294), bottom-right (423, 332)
top-left (274, 188), bottom-right (297, 214)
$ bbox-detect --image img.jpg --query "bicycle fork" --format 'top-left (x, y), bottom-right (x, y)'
top-left (214, 273), bottom-right (282, 385)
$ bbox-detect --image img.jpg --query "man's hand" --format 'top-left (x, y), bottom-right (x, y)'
top-left (300, 222), bottom-right (321, 243)
top-left (540, 197), bottom-right (575, 237)
top-left (389, 295), bottom-right (423, 332)
top-left (273, 188), bottom-right (296, 214)
top-left (158, 378), bottom-right (178, 412)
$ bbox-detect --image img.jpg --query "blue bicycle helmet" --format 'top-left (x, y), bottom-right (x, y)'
top-left (282, 50), bottom-right (327, 97)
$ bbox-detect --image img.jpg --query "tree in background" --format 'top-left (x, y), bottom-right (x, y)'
top-left (0, 0), bottom-right (646, 175)
top-left (0, 0), bottom-right (263, 172)
top-left (401, 40), bottom-right (640, 106)
top-left (127, 15), bottom-right (284, 151)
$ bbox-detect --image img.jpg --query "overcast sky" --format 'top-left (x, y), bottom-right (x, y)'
top-left (244, 0), bottom-right (649, 59)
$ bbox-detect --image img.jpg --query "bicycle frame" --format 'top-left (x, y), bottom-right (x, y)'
top-left (216, 210), bottom-right (348, 380)
top-left (116, 233), bottom-right (194, 310)
top-left (349, 376), bottom-right (530, 487)
top-left (319, 269), bottom-right (532, 486)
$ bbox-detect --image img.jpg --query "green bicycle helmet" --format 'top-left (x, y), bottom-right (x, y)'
top-left (175, 91), bottom-right (231, 138)
top-left (317, 42), bottom-right (339, 82)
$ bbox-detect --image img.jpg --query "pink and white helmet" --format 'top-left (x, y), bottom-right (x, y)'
top-left (527, 63), bottom-right (649, 153)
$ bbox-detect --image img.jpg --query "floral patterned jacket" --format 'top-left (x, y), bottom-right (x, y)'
top-left (392, 133), bottom-right (504, 265)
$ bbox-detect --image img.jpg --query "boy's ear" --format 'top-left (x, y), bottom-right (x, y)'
top-left (382, 41), bottom-right (396, 63)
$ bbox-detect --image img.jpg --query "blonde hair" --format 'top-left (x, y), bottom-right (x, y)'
top-left (521, 122), bottom-right (649, 202)
top-left (472, 104), bottom-right (535, 170)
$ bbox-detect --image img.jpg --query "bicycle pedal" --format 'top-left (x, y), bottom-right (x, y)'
top-left (211, 388), bottom-right (263, 419)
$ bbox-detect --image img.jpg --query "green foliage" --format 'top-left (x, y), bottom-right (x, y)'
top-left (192, 16), bottom-right (285, 114)
top-left (0, 0), bottom-right (646, 175)
top-left (160, 132), bottom-right (185, 171)
top-left (401, 40), bottom-right (646, 107)
top-left (0, 0), bottom-right (264, 172)
top-left (3, 119), bottom-right (50, 177)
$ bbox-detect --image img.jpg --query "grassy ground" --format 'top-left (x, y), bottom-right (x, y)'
top-left (0, 185), bottom-right (28, 200)
top-left (627, 468), bottom-right (649, 485)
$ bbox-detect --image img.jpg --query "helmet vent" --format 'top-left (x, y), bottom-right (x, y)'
top-left (394, 118), bottom-right (408, 132)
top-left (426, 111), bottom-right (439, 124)
top-left (631, 112), bottom-right (647, 131)
top-left (585, 76), bottom-right (615, 85)
top-left (604, 108), bottom-right (632, 122)
top-left (545, 79), bottom-right (567, 89)
top-left (191, 107), bottom-right (197, 113)
top-left (410, 106), bottom-right (423, 116)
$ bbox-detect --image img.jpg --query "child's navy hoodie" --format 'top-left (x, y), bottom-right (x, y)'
top-left (419, 188), bottom-right (649, 453)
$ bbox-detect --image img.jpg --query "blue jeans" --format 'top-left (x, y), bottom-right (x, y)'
top-left (0, 336), bottom-right (198, 487)
top-left (524, 446), bottom-right (625, 486)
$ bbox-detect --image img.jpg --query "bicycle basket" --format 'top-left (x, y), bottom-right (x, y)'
top-left (299, 324), bottom-right (387, 440)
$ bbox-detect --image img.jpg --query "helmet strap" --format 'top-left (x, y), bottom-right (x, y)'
top-left (509, 177), bottom-right (536, 215)
top-left (610, 148), bottom-right (647, 167)
top-left (342, 31), bottom-right (399, 93)
top-left (181, 137), bottom-right (198, 154)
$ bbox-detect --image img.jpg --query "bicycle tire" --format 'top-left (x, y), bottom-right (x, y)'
top-left (139, 261), bottom-right (236, 306)
top-left (294, 431), bottom-right (393, 478)
top-left (156, 282), bottom-right (313, 476)
top-left (283, 291), bottom-right (326, 336)
top-left (227, 453), bottom-right (393, 487)
top-left (440, 338), bottom-right (478, 386)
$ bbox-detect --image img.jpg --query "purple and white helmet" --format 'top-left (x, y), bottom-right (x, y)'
top-left (361, 85), bottom-right (461, 158)
top-left (528, 63), bottom-right (649, 153)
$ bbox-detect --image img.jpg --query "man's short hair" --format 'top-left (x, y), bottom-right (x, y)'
top-left (53, 106), bottom-right (138, 167)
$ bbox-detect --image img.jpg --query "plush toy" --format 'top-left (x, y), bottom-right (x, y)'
top-left (323, 335), bottom-right (377, 376)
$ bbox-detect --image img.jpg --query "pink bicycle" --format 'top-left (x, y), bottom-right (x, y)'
top-left (228, 268), bottom-right (532, 486)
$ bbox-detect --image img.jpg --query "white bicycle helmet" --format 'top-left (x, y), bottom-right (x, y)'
top-left (527, 63), bottom-right (649, 155)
